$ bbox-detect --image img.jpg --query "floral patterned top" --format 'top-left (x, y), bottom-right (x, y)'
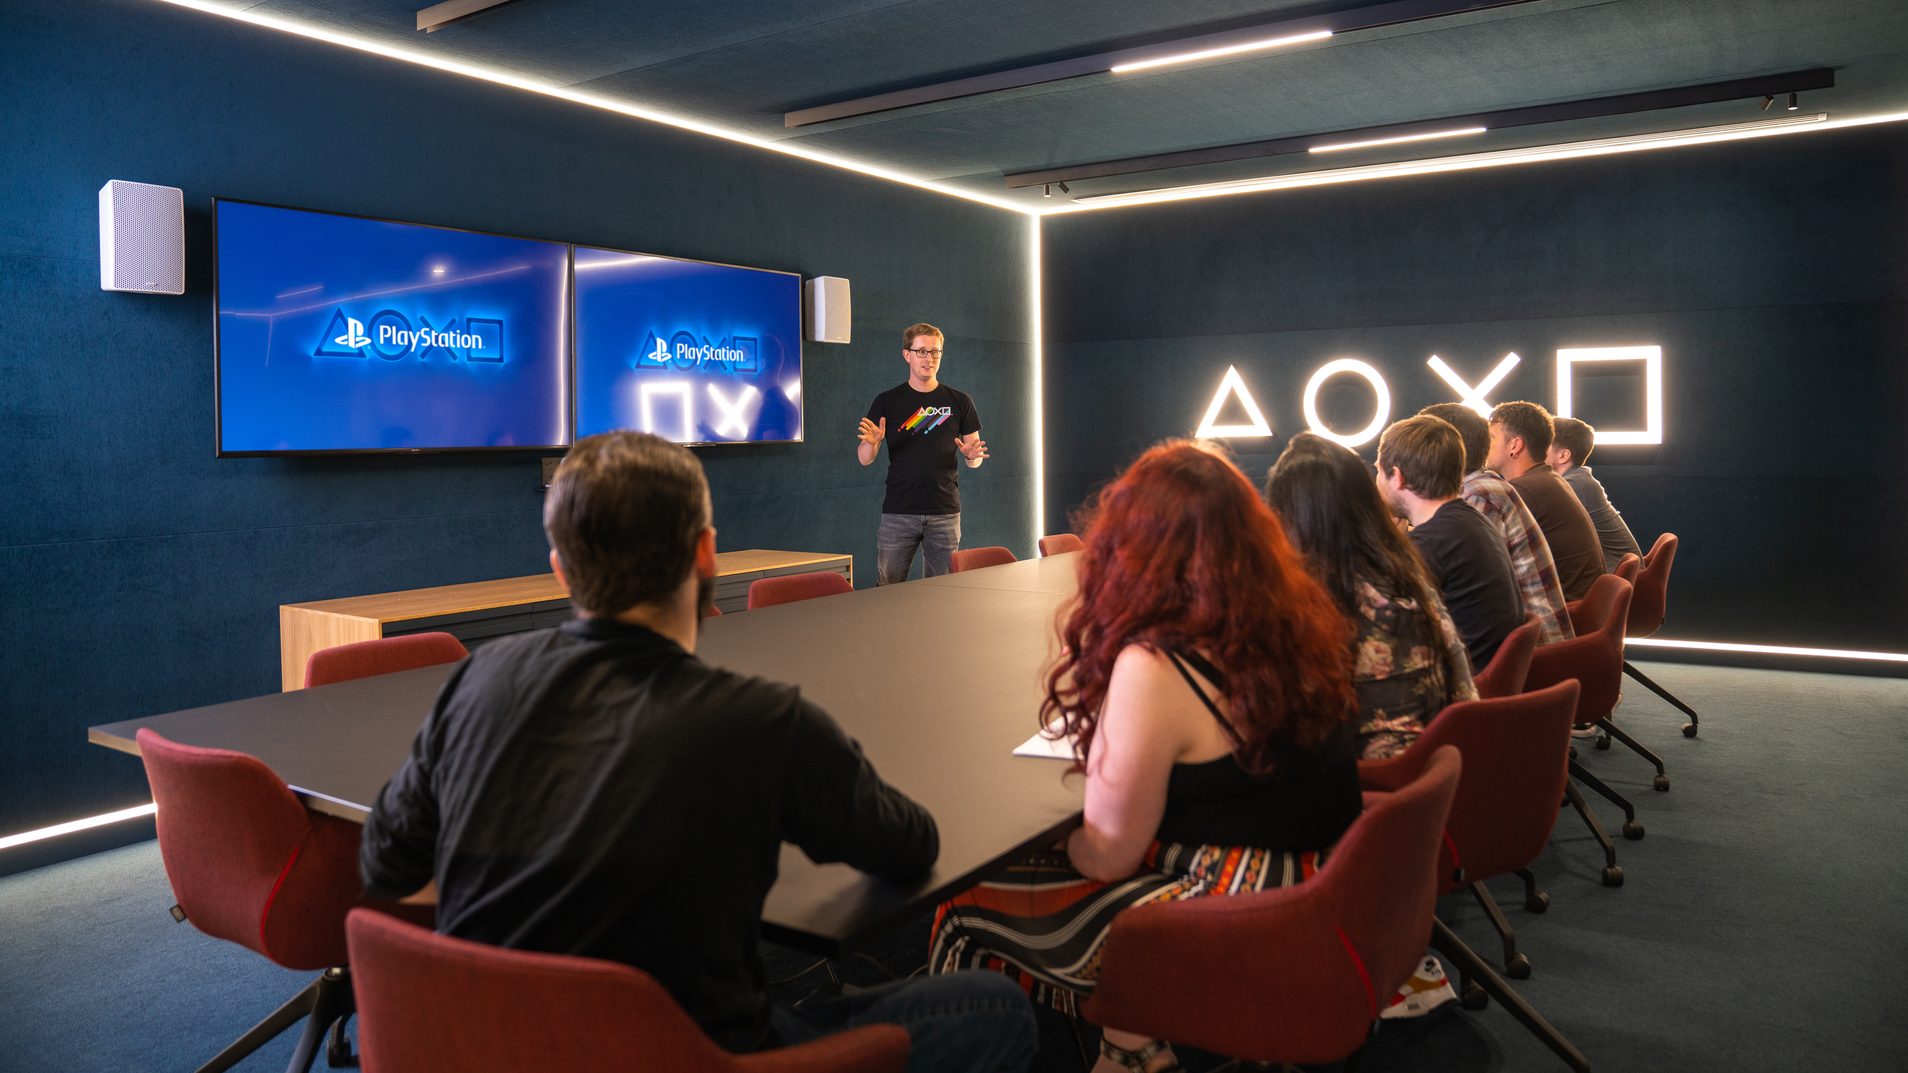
top-left (1350, 577), bottom-right (1478, 760)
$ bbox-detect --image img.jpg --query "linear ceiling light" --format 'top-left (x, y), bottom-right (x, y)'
top-left (1061, 113), bottom-right (1840, 210)
top-left (1110, 30), bottom-right (1332, 74)
top-left (1627, 638), bottom-right (1908, 664)
top-left (1310, 126), bottom-right (1486, 153)
top-left (0, 803), bottom-right (156, 852)
top-left (785, 0), bottom-right (1542, 128)
top-left (150, 0), bottom-right (1032, 215)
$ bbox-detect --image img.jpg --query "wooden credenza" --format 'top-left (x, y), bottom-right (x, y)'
top-left (278, 549), bottom-right (852, 690)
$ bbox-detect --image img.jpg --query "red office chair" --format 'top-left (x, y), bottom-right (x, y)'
top-left (1615, 534), bottom-right (1701, 739)
top-left (1473, 617), bottom-right (1540, 700)
top-left (304, 632), bottom-right (468, 689)
top-left (705, 603), bottom-right (724, 617)
top-left (948, 546), bottom-right (1017, 573)
top-left (1614, 552), bottom-right (1642, 583)
top-left (1037, 533), bottom-right (1084, 557)
top-left (1525, 574), bottom-right (1637, 887)
top-left (748, 570), bottom-right (852, 610)
top-left (1359, 682), bottom-right (1587, 1071)
top-left (1081, 748), bottom-right (1460, 1068)
top-left (139, 728), bottom-right (374, 1073)
top-left (344, 909), bottom-right (909, 1073)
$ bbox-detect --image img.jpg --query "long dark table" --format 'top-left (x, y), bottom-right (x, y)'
top-left (89, 554), bottom-right (1084, 954)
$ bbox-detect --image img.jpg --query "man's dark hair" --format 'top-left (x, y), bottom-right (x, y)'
top-left (1377, 415), bottom-right (1464, 499)
top-left (1551, 416), bottom-right (1596, 466)
top-left (544, 431), bottom-right (711, 616)
top-left (1417, 402), bottom-right (1489, 475)
top-left (1489, 400), bottom-right (1556, 460)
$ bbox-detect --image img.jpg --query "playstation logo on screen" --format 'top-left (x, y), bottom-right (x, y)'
top-left (312, 307), bottom-right (505, 363)
top-left (632, 330), bottom-right (760, 374)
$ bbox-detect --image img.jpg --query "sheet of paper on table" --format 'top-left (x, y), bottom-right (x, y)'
top-left (1014, 724), bottom-right (1077, 760)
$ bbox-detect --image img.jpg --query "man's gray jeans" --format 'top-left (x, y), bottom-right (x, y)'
top-left (877, 513), bottom-right (961, 585)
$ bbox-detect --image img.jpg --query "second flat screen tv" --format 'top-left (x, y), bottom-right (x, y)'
top-left (573, 247), bottom-right (803, 445)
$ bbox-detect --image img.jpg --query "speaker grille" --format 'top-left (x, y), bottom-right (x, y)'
top-left (99, 181), bottom-right (185, 295)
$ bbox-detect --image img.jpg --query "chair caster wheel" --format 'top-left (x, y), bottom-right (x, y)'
top-left (1505, 953), bottom-right (1532, 979)
top-left (1593, 734), bottom-right (1611, 750)
top-left (1461, 982), bottom-right (1489, 1010)
top-left (1602, 865), bottom-right (1624, 887)
top-left (1524, 890), bottom-right (1550, 914)
top-left (1622, 820), bottom-right (1645, 841)
top-left (1682, 723), bottom-right (1698, 738)
top-left (1653, 775), bottom-right (1670, 792)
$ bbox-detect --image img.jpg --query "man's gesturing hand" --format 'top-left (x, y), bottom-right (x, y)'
top-left (857, 416), bottom-right (886, 446)
top-left (957, 436), bottom-right (989, 463)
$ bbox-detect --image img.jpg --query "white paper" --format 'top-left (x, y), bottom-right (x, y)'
top-left (1014, 725), bottom-right (1077, 759)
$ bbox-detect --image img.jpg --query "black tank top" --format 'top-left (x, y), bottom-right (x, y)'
top-left (1153, 649), bottom-right (1363, 851)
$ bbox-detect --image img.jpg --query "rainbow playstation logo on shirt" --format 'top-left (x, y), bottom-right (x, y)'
top-left (902, 406), bottom-right (952, 433)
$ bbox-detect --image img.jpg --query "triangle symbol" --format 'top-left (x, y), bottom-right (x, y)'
top-left (312, 308), bottom-right (366, 357)
top-left (1195, 365), bottom-right (1273, 438)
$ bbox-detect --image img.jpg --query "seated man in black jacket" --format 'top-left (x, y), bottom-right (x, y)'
top-left (361, 430), bottom-right (1034, 1073)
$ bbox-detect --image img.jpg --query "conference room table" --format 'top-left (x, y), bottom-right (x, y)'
top-left (88, 553), bottom-right (1087, 955)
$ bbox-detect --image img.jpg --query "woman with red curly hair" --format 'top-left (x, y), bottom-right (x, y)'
top-left (928, 441), bottom-right (1361, 1073)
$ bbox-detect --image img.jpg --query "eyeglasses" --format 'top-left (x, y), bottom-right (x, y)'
top-left (906, 348), bottom-right (944, 358)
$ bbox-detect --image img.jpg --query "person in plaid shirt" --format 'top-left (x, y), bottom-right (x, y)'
top-left (1419, 403), bottom-right (1574, 646)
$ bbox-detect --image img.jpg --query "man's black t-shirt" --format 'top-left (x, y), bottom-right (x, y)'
top-left (359, 618), bottom-right (938, 1052)
top-left (865, 382), bottom-right (980, 515)
top-left (1409, 499), bottom-right (1526, 670)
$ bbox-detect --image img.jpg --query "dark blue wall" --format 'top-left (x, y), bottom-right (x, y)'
top-left (1043, 124), bottom-right (1908, 654)
top-left (0, 0), bottom-right (1033, 831)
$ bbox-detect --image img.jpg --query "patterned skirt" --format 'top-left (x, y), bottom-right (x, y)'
top-left (928, 841), bottom-right (1325, 1015)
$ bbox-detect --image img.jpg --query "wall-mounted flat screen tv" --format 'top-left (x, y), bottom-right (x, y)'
top-left (572, 246), bottom-right (803, 445)
top-left (214, 199), bottom-right (571, 455)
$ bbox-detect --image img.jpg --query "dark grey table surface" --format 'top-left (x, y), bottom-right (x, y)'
top-left (89, 553), bottom-right (1086, 953)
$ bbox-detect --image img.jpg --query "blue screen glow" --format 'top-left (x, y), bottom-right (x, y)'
top-left (215, 200), bottom-right (571, 454)
top-left (573, 247), bottom-right (803, 444)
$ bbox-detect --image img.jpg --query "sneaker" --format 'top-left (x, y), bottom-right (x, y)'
top-left (1381, 955), bottom-right (1458, 1019)
top-left (1570, 723), bottom-right (1598, 739)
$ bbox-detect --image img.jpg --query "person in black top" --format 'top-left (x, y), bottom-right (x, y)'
top-left (1376, 415), bottom-right (1526, 671)
top-left (858, 322), bottom-right (987, 584)
top-left (361, 431), bottom-right (1034, 1073)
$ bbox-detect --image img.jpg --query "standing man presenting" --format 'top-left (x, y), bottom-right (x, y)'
top-left (858, 322), bottom-right (988, 585)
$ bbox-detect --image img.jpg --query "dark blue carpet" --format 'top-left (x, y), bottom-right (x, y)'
top-left (4, 661), bottom-right (1904, 1072)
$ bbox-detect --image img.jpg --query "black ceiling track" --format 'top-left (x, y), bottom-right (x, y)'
top-left (784, 0), bottom-right (1544, 129)
top-left (1003, 68), bottom-right (1837, 189)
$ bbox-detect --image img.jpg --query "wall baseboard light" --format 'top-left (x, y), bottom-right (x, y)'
top-left (1627, 638), bottom-right (1908, 664)
top-left (148, 0), bottom-right (1031, 215)
top-left (0, 803), bottom-right (156, 853)
top-left (1058, 112), bottom-right (1908, 211)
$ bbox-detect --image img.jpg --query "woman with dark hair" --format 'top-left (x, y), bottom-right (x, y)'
top-left (929, 440), bottom-right (1362, 1073)
top-left (1263, 433), bottom-right (1476, 760)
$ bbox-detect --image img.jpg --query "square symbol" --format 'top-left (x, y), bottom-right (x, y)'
top-left (1555, 346), bottom-right (1663, 445)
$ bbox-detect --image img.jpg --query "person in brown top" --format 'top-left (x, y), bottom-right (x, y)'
top-left (1486, 401), bottom-right (1605, 600)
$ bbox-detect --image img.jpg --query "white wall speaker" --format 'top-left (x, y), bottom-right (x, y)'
top-left (98, 180), bottom-right (185, 294)
top-left (805, 276), bottom-right (851, 344)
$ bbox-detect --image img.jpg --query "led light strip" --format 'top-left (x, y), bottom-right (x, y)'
top-left (1111, 30), bottom-right (1333, 74)
top-left (0, 803), bottom-right (157, 852)
top-left (1029, 218), bottom-right (1045, 553)
top-left (149, 0), bottom-right (1033, 215)
top-left (1310, 126), bottom-right (1487, 153)
top-left (1627, 638), bottom-right (1908, 664)
top-left (1056, 112), bottom-right (1908, 211)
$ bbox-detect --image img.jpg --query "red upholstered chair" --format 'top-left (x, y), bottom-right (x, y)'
top-left (1473, 617), bottom-right (1540, 700)
top-left (1614, 552), bottom-right (1642, 583)
top-left (1525, 574), bottom-right (1639, 887)
top-left (345, 908), bottom-right (909, 1073)
top-left (948, 546), bottom-right (1017, 573)
top-left (1359, 683), bottom-right (1588, 1071)
top-left (1037, 533), bottom-right (1084, 557)
top-left (748, 570), bottom-right (852, 610)
top-left (1080, 748), bottom-right (1461, 1068)
top-left (304, 631), bottom-right (467, 689)
top-left (139, 728), bottom-right (370, 1073)
top-left (705, 603), bottom-right (724, 617)
top-left (1617, 533), bottom-right (1701, 738)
